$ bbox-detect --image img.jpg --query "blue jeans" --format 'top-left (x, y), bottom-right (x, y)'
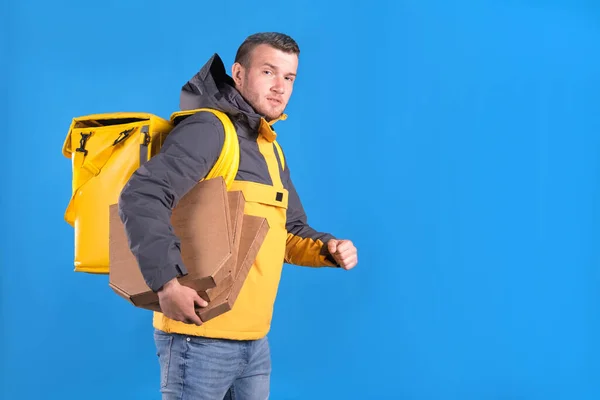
top-left (154, 329), bottom-right (271, 400)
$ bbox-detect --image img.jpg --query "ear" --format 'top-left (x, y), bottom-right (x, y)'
top-left (231, 62), bottom-right (245, 87)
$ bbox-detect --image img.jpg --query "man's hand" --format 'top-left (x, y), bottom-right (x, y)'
top-left (327, 239), bottom-right (358, 270)
top-left (157, 278), bottom-right (208, 325)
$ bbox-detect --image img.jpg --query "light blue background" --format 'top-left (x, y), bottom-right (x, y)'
top-left (2, 0), bottom-right (600, 399)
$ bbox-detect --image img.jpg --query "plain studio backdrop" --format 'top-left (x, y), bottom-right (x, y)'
top-left (2, 0), bottom-right (600, 399)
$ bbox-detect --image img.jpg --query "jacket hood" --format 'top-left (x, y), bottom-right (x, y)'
top-left (180, 53), bottom-right (284, 133)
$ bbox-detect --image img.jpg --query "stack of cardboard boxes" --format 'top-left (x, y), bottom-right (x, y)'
top-left (108, 177), bottom-right (269, 322)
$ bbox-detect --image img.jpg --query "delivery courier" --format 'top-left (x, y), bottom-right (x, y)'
top-left (62, 31), bottom-right (358, 400)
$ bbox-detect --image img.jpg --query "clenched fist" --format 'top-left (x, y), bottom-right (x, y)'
top-left (327, 239), bottom-right (358, 270)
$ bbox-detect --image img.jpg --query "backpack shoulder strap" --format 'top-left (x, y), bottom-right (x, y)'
top-left (170, 108), bottom-right (240, 188)
top-left (273, 140), bottom-right (285, 171)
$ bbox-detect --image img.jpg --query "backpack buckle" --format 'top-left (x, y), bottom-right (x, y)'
top-left (76, 132), bottom-right (92, 156)
top-left (113, 128), bottom-right (135, 146)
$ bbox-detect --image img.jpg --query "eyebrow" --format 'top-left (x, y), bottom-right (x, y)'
top-left (262, 62), bottom-right (296, 77)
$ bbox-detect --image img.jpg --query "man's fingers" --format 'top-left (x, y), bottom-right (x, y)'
top-left (335, 240), bottom-right (352, 253)
top-left (328, 240), bottom-right (338, 254)
top-left (336, 246), bottom-right (355, 258)
top-left (185, 308), bottom-right (203, 326)
top-left (335, 248), bottom-right (357, 265)
top-left (341, 254), bottom-right (358, 270)
top-left (185, 293), bottom-right (207, 325)
top-left (342, 253), bottom-right (358, 263)
top-left (194, 293), bottom-right (208, 308)
top-left (184, 316), bottom-right (203, 326)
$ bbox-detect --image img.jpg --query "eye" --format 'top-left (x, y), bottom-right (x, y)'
top-left (263, 70), bottom-right (273, 75)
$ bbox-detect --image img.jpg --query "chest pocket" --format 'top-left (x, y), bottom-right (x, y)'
top-left (229, 180), bottom-right (289, 239)
top-left (230, 181), bottom-right (288, 209)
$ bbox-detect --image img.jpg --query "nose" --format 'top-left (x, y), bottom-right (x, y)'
top-left (271, 77), bottom-right (285, 94)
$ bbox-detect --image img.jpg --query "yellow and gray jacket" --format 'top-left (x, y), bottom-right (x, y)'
top-left (118, 53), bottom-right (338, 340)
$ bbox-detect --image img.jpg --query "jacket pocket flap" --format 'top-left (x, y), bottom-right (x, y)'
top-left (230, 181), bottom-right (288, 209)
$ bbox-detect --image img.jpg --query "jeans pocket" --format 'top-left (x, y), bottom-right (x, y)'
top-left (155, 332), bottom-right (174, 389)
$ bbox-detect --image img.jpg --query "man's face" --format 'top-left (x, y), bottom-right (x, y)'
top-left (232, 44), bottom-right (298, 121)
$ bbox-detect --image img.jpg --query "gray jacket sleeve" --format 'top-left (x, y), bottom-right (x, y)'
top-left (118, 112), bottom-right (224, 292)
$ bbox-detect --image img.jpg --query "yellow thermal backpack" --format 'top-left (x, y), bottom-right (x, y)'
top-left (62, 108), bottom-right (240, 274)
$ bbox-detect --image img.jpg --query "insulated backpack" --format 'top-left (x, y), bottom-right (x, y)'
top-left (62, 108), bottom-right (240, 274)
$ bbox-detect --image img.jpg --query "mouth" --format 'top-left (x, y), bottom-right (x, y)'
top-left (267, 97), bottom-right (282, 106)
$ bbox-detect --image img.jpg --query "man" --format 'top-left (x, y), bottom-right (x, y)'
top-left (118, 32), bottom-right (358, 399)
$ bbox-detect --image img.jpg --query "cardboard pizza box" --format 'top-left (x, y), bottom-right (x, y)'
top-left (196, 214), bottom-right (270, 322)
top-left (195, 190), bottom-right (245, 302)
top-left (108, 177), bottom-right (239, 309)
